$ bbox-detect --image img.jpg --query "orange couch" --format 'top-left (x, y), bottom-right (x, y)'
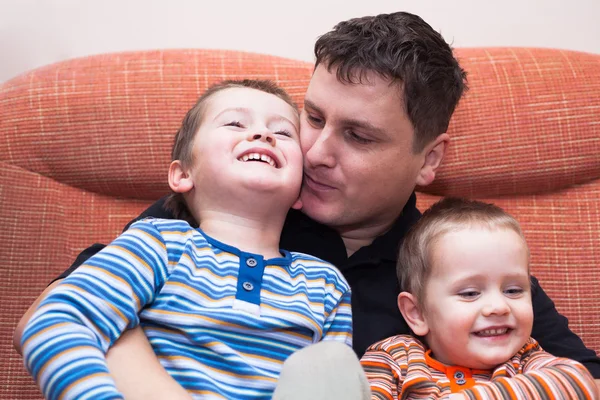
top-left (1, 48), bottom-right (599, 398)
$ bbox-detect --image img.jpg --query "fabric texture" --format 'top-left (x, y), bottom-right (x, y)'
top-left (361, 335), bottom-right (599, 399)
top-left (273, 341), bottom-right (371, 400)
top-left (1, 47), bottom-right (600, 399)
top-left (21, 218), bottom-right (352, 399)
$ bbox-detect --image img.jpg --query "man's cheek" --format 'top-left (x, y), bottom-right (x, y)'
top-left (299, 132), bottom-right (315, 156)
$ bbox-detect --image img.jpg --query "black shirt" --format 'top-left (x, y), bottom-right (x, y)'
top-left (58, 193), bottom-right (600, 377)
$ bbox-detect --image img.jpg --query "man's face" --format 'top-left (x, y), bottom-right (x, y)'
top-left (299, 65), bottom-right (431, 233)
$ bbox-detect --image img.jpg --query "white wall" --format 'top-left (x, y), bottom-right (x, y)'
top-left (1, 0), bottom-right (599, 83)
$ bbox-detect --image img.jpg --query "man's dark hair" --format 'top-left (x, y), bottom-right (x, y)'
top-left (165, 79), bottom-right (298, 225)
top-left (314, 12), bottom-right (468, 152)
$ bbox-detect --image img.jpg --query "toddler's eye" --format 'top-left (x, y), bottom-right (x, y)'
top-left (458, 290), bottom-right (480, 299)
top-left (505, 287), bottom-right (524, 296)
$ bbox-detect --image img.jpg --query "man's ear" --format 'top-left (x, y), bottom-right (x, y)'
top-left (168, 160), bottom-right (194, 193)
top-left (398, 292), bottom-right (429, 336)
top-left (415, 133), bottom-right (449, 187)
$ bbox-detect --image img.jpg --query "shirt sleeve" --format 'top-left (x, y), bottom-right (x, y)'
top-left (321, 274), bottom-right (353, 347)
top-left (21, 220), bottom-right (170, 400)
top-left (360, 341), bottom-right (405, 400)
top-left (53, 196), bottom-right (174, 282)
top-left (460, 340), bottom-right (599, 399)
top-left (529, 275), bottom-right (600, 378)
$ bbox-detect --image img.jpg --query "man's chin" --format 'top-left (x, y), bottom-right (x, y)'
top-left (299, 194), bottom-right (339, 225)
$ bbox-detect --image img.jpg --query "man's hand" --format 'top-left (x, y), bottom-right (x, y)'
top-left (107, 327), bottom-right (193, 400)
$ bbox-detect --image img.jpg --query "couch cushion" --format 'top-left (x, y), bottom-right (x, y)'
top-left (0, 49), bottom-right (313, 200)
top-left (424, 48), bottom-right (600, 197)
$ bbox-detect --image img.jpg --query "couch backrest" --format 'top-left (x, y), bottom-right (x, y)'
top-left (2, 48), bottom-right (599, 198)
top-left (429, 48), bottom-right (600, 198)
top-left (0, 50), bottom-right (313, 200)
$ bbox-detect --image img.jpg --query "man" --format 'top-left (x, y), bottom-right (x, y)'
top-left (15, 11), bottom-right (600, 388)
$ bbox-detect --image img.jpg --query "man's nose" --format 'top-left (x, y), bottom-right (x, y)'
top-left (304, 127), bottom-right (335, 168)
top-left (248, 131), bottom-right (276, 147)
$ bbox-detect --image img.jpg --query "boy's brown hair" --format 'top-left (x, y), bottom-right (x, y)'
top-left (165, 79), bottom-right (298, 225)
top-left (397, 198), bottom-right (529, 309)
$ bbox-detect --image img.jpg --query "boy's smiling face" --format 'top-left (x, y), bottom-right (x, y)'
top-left (419, 227), bottom-right (533, 369)
top-left (173, 87), bottom-right (303, 213)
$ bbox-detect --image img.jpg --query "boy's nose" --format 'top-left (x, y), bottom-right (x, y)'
top-left (249, 131), bottom-right (276, 146)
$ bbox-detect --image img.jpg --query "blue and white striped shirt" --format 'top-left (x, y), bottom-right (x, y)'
top-left (22, 218), bottom-right (353, 399)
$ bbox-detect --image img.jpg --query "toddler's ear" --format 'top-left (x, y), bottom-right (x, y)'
top-left (168, 161), bottom-right (194, 193)
top-left (398, 292), bottom-right (429, 336)
top-left (291, 196), bottom-right (303, 210)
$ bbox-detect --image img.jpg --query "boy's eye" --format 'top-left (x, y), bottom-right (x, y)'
top-left (225, 121), bottom-right (243, 128)
top-left (275, 130), bottom-right (292, 138)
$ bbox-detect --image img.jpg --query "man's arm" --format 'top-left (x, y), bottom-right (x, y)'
top-left (529, 276), bottom-right (600, 379)
top-left (13, 197), bottom-right (174, 354)
top-left (106, 327), bottom-right (192, 400)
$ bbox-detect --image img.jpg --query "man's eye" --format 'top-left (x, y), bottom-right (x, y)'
top-left (307, 114), bottom-right (324, 127)
top-left (347, 131), bottom-right (372, 145)
top-left (225, 121), bottom-right (243, 128)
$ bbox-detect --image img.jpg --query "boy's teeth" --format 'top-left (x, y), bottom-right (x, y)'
top-left (239, 153), bottom-right (276, 167)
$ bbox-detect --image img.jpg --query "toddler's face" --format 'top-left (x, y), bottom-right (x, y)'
top-left (420, 226), bottom-right (532, 369)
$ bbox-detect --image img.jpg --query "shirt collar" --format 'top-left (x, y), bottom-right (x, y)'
top-left (281, 192), bottom-right (422, 268)
top-left (351, 192), bottom-right (422, 264)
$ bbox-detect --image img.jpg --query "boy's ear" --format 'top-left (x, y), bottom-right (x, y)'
top-left (291, 196), bottom-right (303, 210)
top-left (168, 160), bottom-right (194, 193)
top-left (398, 292), bottom-right (429, 336)
top-left (415, 133), bottom-right (449, 187)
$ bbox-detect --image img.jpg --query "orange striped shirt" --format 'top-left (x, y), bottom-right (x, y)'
top-left (360, 335), bottom-right (598, 399)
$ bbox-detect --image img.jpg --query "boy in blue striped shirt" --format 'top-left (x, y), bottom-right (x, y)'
top-left (21, 79), bottom-right (353, 400)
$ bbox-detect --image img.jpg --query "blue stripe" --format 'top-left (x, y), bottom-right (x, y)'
top-left (22, 218), bottom-right (352, 399)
